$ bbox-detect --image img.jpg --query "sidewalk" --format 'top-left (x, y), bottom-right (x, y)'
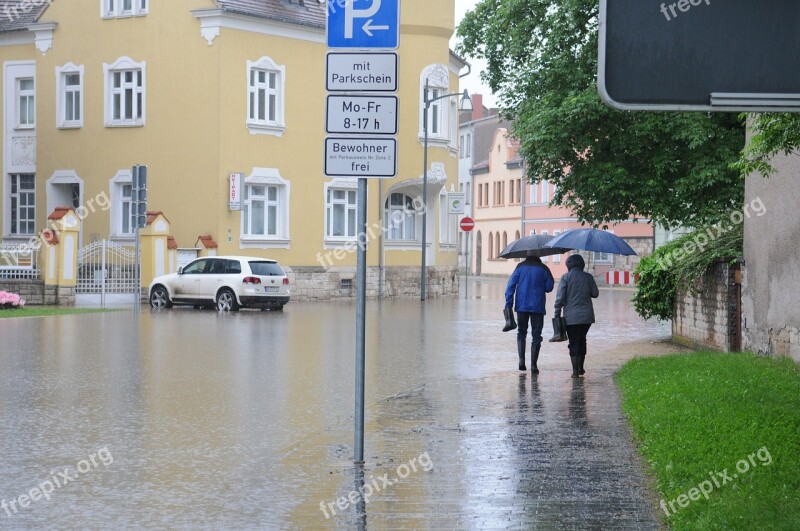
top-left (288, 334), bottom-right (688, 529)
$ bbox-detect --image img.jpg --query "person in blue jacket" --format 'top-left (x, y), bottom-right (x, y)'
top-left (505, 251), bottom-right (554, 373)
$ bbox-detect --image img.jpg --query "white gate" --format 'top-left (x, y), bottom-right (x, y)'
top-left (76, 240), bottom-right (138, 295)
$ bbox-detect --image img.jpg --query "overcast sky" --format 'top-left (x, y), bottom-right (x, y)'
top-left (451, 0), bottom-right (498, 108)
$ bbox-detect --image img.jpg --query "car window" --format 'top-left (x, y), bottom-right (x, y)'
top-left (183, 259), bottom-right (208, 274)
top-left (248, 261), bottom-right (284, 276)
top-left (207, 259), bottom-right (226, 274)
top-left (226, 260), bottom-right (242, 274)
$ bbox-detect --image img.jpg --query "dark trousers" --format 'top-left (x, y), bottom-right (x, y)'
top-left (566, 323), bottom-right (591, 357)
top-left (517, 312), bottom-right (545, 349)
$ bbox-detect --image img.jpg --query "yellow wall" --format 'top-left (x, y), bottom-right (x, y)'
top-left (1, 0), bottom-right (460, 272)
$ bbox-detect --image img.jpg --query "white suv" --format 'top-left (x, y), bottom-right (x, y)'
top-left (148, 256), bottom-right (290, 311)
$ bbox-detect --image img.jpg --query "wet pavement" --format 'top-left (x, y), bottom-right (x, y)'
top-left (0, 278), bottom-right (682, 529)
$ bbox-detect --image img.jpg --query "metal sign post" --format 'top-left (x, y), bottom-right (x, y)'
top-left (354, 177), bottom-right (367, 464)
top-left (326, 0), bottom-right (400, 465)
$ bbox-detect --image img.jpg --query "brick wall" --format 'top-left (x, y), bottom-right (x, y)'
top-left (0, 280), bottom-right (45, 305)
top-left (672, 260), bottom-right (741, 352)
top-left (0, 280), bottom-right (76, 306)
top-left (285, 266), bottom-right (460, 301)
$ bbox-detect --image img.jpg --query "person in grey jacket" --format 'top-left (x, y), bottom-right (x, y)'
top-left (553, 254), bottom-right (599, 378)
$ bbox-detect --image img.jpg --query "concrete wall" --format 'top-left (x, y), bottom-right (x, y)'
top-left (743, 152), bottom-right (800, 361)
top-left (285, 265), bottom-right (459, 301)
top-left (0, 280), bottom-right (74, 306)
top-left (673, 260), bottom-right (741, 352)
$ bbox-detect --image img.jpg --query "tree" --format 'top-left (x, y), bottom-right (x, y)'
top-left (736, 113), bottom-right (800, 177)
top-left (456, 0), bottom-right (746, 229)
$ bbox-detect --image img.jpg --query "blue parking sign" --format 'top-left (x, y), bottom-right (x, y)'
top-left (327, 0), bottom-right (400, 49)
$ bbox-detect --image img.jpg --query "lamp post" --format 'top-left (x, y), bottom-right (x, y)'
top-left (421, 80), bottom-right (472, 300)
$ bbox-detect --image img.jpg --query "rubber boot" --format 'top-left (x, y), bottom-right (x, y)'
top-left (517, 338), bottom-right (526, 371)
top-left (579, 356), bottom-right (585, 376)
top-left (570, 356), bottom-right (581, 378)
top-left (531, 343), bottom-right (541, 375)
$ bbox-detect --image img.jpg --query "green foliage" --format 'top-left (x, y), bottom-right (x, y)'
top-left (0, 307), bottom-right (113, 319)
top-left (735, 113), bottom-right (800, 177)
top-left (632, 222), bottom-right (743, 321)
top-left (457, 0), bottom-right (746, 229)
top-left (616, 352), bottom-right (800, 529)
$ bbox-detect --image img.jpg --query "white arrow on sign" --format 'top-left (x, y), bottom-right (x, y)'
top-left (362, 19), bottom-right (389, 37)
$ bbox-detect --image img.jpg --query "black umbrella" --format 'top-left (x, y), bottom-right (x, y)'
top-left (545, 228), bottom-right (637, 256)
top-left (499, 235), bottom-right (573, 259)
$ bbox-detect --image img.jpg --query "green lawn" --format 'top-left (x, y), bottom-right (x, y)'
top-left (0, 307), bottom-right (116, 319)
top-left (616, 352), bottom-right (800, 530)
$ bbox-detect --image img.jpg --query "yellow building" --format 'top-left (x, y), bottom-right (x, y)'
top-left (0, 0), bottom-right (464, 300)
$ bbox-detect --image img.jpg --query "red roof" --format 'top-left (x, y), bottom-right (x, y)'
top-left (48, 207), bottom-right (75, 220)
top-left (197, 235), bottom-right (218, 249)
top-left (167, 236), bottom-right (178, 250)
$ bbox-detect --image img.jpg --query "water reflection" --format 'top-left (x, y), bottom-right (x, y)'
top-left (0, 283), bottom-right (667, 528)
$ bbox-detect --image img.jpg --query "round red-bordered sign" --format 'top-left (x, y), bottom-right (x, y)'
top-left (459, 217), bottom-right (475, 232)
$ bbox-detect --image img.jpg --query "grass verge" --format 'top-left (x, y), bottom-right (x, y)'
top-left (0, 307), bottom-right (115, 319)
top-left (616, 351), bottom-right (800, 530)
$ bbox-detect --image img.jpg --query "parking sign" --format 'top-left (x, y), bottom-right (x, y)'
top-left (327, 0), bottom-right (400, 49)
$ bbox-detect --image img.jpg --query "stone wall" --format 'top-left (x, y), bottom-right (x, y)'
top-left (743, 146), bottom-right (800, 361)
top-left (285, 266), bottom-right (460, 301)
top-left (672, 260), bottom-right (741, 352)
top-left (0, 280), bottom-right (75, 306)
top-left (0, 279), bottom-right (45, 305)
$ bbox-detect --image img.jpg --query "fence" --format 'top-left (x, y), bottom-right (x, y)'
top-left (0, 245), bottom-right (40, 280)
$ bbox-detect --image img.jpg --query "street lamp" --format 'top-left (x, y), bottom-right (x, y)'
top-left (421, 80), bottom-right (472, 301)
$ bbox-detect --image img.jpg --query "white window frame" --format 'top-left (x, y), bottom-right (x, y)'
top-left (593, 230), bottom-right (615, 263)
top-left (466, 133), bottom-right (472, 157)
top-left (324, 179), bottom-right (359, 245)
top-left (109, 169), bottom-right (135, 240)
top-left (101, 0), bottom-right (148, 18)
top-left (541, 230), bottom-right (549, 262)
top-left (385, 192), bottom-right (419, 243)
top-left (103, 57), bottom-right (146, 127)
top-left (419, 64), bottom-right (450, 145)
top-left (541, 180), bottom-right (550, 204)
top-left (246, 56), bottom-right (286, 137)
top-left (240, 168), bottom-right (290, 248)
top-left (9, 174), bottom-right (36, 236)
top-left (56, 63), bottom-right (84, 129)
top-left (438, 190), bottom-right (456, 247)
top-left (16, 77), bottom-right (35, 129)
top-left (552, 231), bottom-right (561, 263)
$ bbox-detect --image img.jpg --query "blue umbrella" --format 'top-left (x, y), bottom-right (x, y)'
top-left (545, 228), bottom-right (637, 256)
top-left (499, 234), bottom-right (572, 259)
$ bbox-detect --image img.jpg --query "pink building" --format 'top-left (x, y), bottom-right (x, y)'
top-left (466, 114), bottom-right (654, 282)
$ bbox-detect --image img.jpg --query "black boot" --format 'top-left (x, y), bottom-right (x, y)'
top-left (579, 356), bottom-right (585, 376)
top-left (570, 356), bottom-right (581, 378)
top-left (531, 343), bottom-right (541, 375)
top-left (517, 338), bottom-right (526, 371)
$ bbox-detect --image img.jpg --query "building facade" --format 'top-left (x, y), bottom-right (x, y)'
top-left (459, 105), bottom-right (654, 280)
top-left (0, 0), bottom-right (465, 299)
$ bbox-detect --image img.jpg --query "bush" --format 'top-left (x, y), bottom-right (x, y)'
top-left (0, 290), bottom-right (26, 309)
top-left (632, 223), bottom-right (742, 321)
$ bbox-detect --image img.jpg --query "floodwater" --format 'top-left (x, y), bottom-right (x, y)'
top-left (0, 280), bottom-right (669, 528)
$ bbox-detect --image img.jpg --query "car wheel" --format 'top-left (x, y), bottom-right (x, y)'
top-left (275, 305), bottom-right (285, 312)
top-left (150, 286), bottom-right (172, 309)
top-left (216, 289), bottom-right (240, 312)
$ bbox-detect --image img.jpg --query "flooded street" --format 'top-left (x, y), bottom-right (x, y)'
top-left (1, 280), bottom-right (671, 528)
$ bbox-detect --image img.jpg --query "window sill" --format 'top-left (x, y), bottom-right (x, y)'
top-left (323, 238), bottom-right (358, 250)
top-left (105, 121), bottom-right (144, 128)
top-left (385, 241), bottom-right (422, 251)
top-left (110, 234), bottom-right (135, 242)
top-left (57, 123), bottom-right (83, 130)
top-left (247, 122), bottom-right (285, 137)
top-left (14, 125), bottom-right (35, 131)
top-left (240, 237), bottom-right (290, 250)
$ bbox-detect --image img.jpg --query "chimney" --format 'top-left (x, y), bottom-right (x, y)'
top-left (471, 94), bottom-right (484, 121)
